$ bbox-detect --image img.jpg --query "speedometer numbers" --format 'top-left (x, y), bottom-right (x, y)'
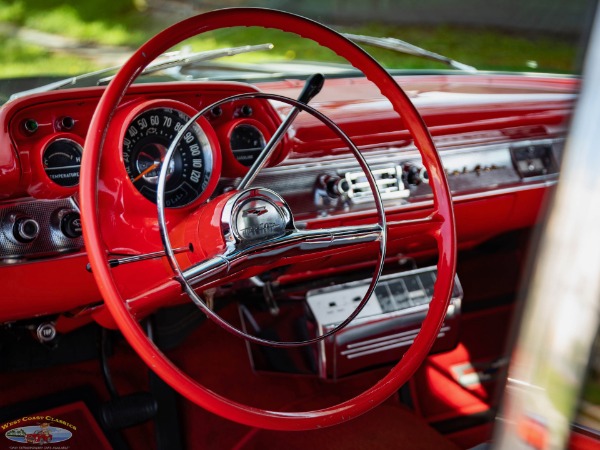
top-left (122, 105), bottom-right (220, 208)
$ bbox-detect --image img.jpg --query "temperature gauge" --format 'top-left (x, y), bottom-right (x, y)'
top-left (42, 138), bottom-right (83, 187)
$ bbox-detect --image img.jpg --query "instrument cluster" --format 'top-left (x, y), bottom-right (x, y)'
top-left (0, 83), bottom-right (285, 263)
top-left (7, 86), bottom-right (283, 206)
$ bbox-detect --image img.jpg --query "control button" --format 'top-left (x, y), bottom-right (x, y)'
top-left (403, 164), bottom-right (422, 186)
top-left (419, 167), bottom-right (429, 184)
top-left (61, 116), bottom-right (75, 130)
top-left (419, 271), bottom-right (436, 297)
top-left (13, 217), bottom-right (40, 243)
top-left (375, 285), bottom-right (395, 313)
top-left (388, 280), bottom-right (410, 309)
top-left (60, 211), bottom-right (82, 238)
top-left (325, 176), bottom-right (349, 197)
top-left (239, 104), bottom-right (253, 117)
top-left (23, 118), bottom-right (38, 133)
top-left (36, 322), bottom-right (57, 343)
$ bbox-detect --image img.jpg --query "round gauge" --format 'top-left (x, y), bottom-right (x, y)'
top-left (122, 107), bottom-right (215, 208)
top-left (230, 124), bottom-right (266, 167)
top-left (42, 138), bottom-right (83, 187)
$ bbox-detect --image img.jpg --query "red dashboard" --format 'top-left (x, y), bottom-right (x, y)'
top-left (0, 74), bottom-right (577, 326)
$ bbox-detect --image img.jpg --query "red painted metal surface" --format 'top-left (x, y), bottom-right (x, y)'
top-left (0, 75), bottom-right (576, 202)
top-left (0, 186), bottom-right (553, 323)
top-left (568, 430), bottom-right (600, 450)
top-left (0, 253), bottom-right (101, 322)
top-left (0, 75), bottom-right (565, 322)
top-left (79, 8), bottom-right (456, 430)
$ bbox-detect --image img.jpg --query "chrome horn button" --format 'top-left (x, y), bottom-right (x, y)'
top-left (225, 188), bottom-right (294, 246)
top-left (235, 198), bottom-right (286, 241)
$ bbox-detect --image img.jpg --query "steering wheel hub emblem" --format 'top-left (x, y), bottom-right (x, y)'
top-left (224, 188), bottom-right (293, 246)
top-left (234, 197), bottom-right (287, 242)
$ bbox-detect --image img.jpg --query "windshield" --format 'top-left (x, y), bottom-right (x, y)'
top-left (0, 0), bottom-right (585, 102)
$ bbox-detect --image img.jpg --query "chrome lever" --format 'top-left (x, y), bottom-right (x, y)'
top-left (86, 246), bottom-right (190, 272)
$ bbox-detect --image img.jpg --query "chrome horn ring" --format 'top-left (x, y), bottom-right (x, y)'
top-left (157, 92), bottom-right (387, 348)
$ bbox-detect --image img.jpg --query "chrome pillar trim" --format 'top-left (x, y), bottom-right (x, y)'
top-left (493, 7), bottom-right (600, 450)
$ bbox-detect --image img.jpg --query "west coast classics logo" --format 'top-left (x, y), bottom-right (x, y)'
top-left (3, 415), bottom-right (75, 446)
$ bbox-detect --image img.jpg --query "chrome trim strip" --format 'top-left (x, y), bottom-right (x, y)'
top-left (344, 326), bottom-right (437, 350)
top-left (304, 180), bottom-right (557, 228)
top-left (572, 423), bottom-right (600, 439)
top-left (342, 327), bottom-right (450, 359)
top-left (255, 137), bottom-right (565, 175)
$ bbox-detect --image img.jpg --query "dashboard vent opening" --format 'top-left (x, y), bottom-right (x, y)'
top-left (510, 143), bottom-right (558, 179)
top-left (343, 166), bottom-right (409, 203)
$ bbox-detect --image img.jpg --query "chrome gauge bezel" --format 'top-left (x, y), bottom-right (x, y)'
top-left (42, 138), bottom-right (83, 187)
top-left (229, 123), bottom-right (266, 167)
top-left (122, 106), bottom-right (215, 208)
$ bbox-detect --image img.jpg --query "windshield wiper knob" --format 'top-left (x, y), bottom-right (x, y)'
top-left (298, 73), bottom-right (325, 105)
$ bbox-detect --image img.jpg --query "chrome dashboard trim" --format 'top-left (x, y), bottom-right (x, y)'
top-left (256, 137), bottom-right (564, 173)
top-left (341, 326), bottom-right (451, 359)
top-left (0, 197), bottom-right (83, 262)
top-left (238, 136), bottom-right (563, 223)
top-left (259, 137), bottom-right (563, 175)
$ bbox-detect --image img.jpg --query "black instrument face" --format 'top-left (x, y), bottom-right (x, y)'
top-left (230, 124), bottom-right (265, 167)
top-left (122, 107), bottom-right (214, 208)
top-left (43, 138), bottom-right (82, 187)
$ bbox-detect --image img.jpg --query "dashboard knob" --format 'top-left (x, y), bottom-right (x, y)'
top-left (325, 176), bottom-right (349, 197)
top-left (13, 217), bottom-right (40, 243)
top-left (403, 164), bottom-right (422, 186)
top-left (239, 104), bottom-right (253, 117)
top-left (419, 166), bottom-right (429, 184)
top-left (60, 211), bottom-right (82, 238)
top-left (36, 322), bottom-right (57, 343)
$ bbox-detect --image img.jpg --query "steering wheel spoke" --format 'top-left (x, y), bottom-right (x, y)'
top-left (183, 223), bottom-right (383, 288)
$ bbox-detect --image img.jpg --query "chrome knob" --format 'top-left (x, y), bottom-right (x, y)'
top-left (324, 176), bottom-right (349, 197)
top-left (13, 217), bottom-right (40, 243)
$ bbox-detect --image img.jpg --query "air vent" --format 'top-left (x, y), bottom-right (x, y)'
top-left (510, 143), bottom-right (558, 178)
top-left (343, 166), bottom-right (409, 203)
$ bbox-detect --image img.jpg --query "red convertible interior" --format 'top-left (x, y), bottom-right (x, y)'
top-left (0, 8), bottom-right (582, 450)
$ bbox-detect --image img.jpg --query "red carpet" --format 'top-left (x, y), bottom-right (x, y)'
top-left (1, 305), bottom-right (461, 449)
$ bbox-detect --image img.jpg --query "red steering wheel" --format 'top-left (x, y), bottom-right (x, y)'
top-left (80, 8), bottom-right (456, 430)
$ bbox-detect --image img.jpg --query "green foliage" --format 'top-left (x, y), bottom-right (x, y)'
top-left (0, 35), bottom-right (97, 77)
top-left (174, 27), bottom-right (347, 65)
top-left (0, 1), bottom-right (580, 78)
top-left (166, 24), bottom-right (578, 73)
top-left (171, 24), bottom-right (578, 74)
top-left (339, 24), bottom-right (579, 73)
top-left (0, 0), bottom-right (157, 46)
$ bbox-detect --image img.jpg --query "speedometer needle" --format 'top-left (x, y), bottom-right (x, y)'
top-left (133, 161), bottom-right (160, 183)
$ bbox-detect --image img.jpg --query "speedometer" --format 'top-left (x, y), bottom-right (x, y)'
top-left (122, 106), bottom-right (217, 208)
